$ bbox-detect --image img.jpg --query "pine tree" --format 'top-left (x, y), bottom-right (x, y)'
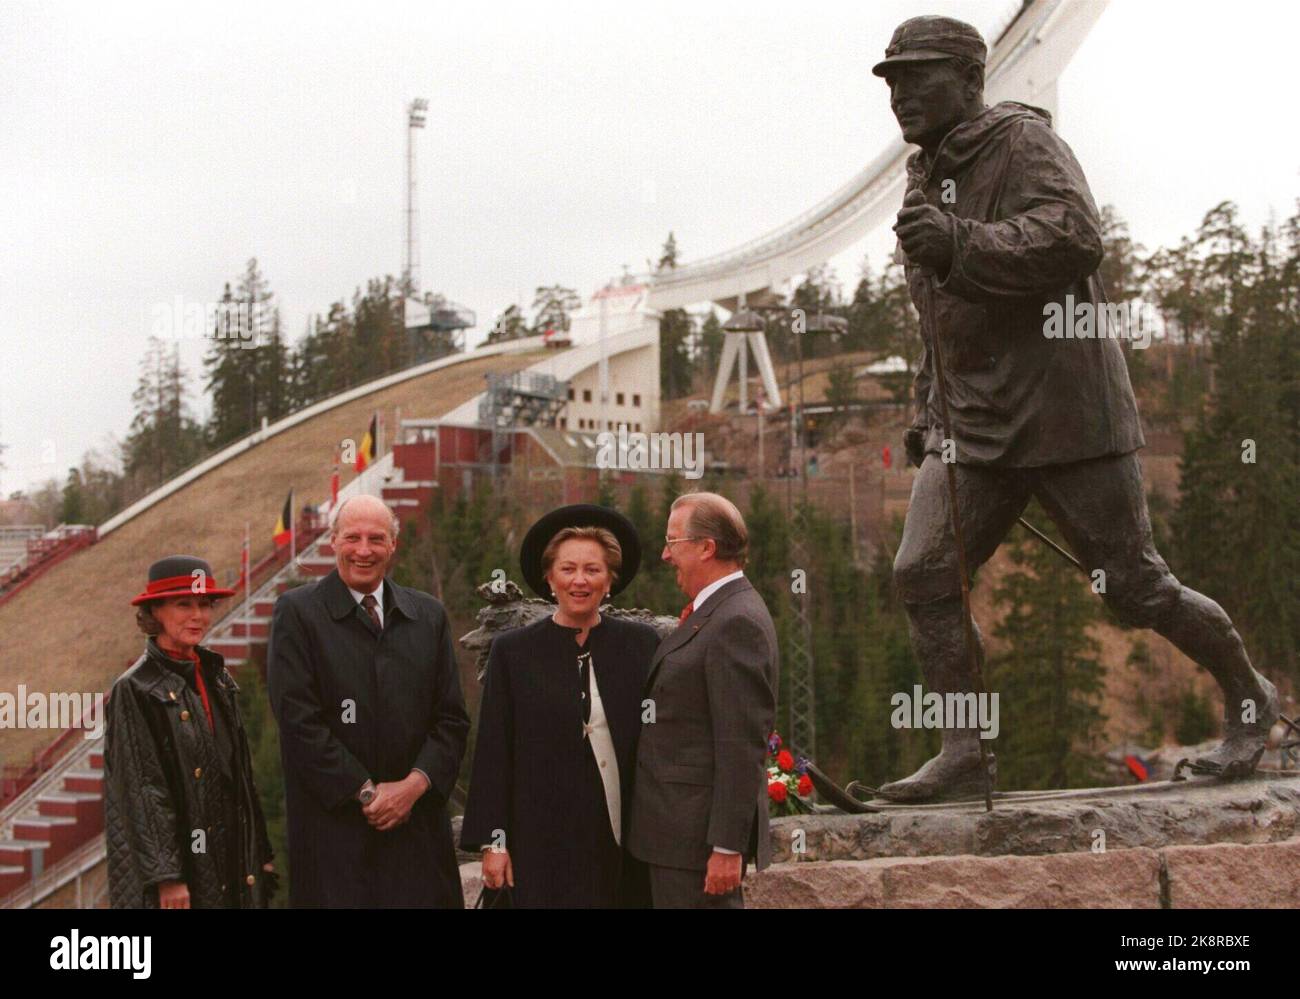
top-left (1170, 202), bottom-right (1300, 680)
top-left (351, 277), bottom-right (405, 385)
top-left (531, 285), bottom-right (582, 336)
top-left (655, 234), bottom-right (693, 399)
top-left (205, 260), bottom-right (275, 447)
top-left (124, 337), bottom-right (205, 496)
top-left (60, 468), bottom-right (85, 524)
top-left (825, 361), bottom-right (859, 434)
top-left (1098, 205), bottom-right (1151, 391)
top-left (698, 309), bottom-right (724, 380)
top-left (987, 503), bottom-right (1108, 790)
top-left (657, 232), bottom-right (678, 271)
top-left (659, 308), bottom-right (693, 400)
top-left (257, 307), bottom-right (291, 424)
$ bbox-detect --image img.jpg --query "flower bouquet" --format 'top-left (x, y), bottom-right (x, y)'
top-left (766, 731), bottom-right (814, 816)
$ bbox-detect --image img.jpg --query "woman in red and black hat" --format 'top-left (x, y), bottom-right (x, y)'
top-left (104, 555), bottom-right (276, 909)
top-left (460, 505), bottom-right (661, 907)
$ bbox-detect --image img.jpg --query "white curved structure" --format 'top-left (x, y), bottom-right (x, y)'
top-left (417, 1), bottom-right (1111, 432)
top-left (645, 0), bottom-right (1110, 313)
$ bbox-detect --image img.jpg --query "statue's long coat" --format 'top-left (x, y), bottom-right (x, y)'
top-left (904, 101), bottom-right (1145, 466)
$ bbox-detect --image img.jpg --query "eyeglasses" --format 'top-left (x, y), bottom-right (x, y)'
top-left (663, 536), bottom-right (702, 547)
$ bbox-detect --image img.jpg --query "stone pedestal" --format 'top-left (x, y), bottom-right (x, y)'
top-left (745, 773), bottom-right (1300, 908)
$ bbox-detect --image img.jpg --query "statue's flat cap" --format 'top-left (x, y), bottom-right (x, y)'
top-left (872, 15), bottom-right (987, 77)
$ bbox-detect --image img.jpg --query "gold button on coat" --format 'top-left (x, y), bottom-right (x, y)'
top-left (245, 875), bottom-right (256, 886)
top-left (193, 768), bottom-right (202, 779)
top-left (180, 710), bottom-right (191, 721)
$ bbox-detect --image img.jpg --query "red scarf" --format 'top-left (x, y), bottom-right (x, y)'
top-left (165, 645), bottom-right (215, 733)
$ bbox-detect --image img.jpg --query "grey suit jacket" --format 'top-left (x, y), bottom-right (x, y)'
top-left (627, 576), bottom-right (779, 872)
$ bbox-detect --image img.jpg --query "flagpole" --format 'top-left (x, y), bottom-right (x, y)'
top-left (243, 521), bottom-right (251, 664)
top-left (290, 488), bottom-right (296, 567)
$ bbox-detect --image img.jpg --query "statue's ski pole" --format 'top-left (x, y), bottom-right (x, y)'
top-left (905, 189), bottom-right (994, 812)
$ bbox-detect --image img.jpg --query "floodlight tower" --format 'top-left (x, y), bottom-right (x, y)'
top-left (404, 97), bottom-right (429, 296)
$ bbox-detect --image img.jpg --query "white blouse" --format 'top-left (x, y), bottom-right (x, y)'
top-left (584, 663), bottom-right (622, 845)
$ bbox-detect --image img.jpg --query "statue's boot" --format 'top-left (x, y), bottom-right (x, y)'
top-left (875, 730), bottom-right (994, 802)
top-left (880, 597), bottom-right (996, 802)
top-left (1155, 589), bottom-right (1280, 780)
top-left (1192, 673), bottom-right (1279, 779)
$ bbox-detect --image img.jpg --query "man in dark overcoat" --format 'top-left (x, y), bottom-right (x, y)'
top-left (268, 494), bottom-right (470, 906)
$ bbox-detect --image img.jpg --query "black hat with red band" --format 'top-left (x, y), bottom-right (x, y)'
top-left (130, 554), bottom-right (236, 606)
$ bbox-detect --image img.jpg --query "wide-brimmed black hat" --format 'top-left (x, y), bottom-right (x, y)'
top-left (131, 554), bottom-right (235, 605)
top-left (519, 504), bottom-right (642, 599)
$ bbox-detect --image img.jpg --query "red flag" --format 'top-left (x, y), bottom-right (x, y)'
top-left (882, 444), bottom-right (892, 469)
top-left (238, 536), bottom-right (249, 588)
top-left (1124, 754), bottom-right (1149, 782)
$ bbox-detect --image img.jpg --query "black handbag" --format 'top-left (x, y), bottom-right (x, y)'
top-left (473, 884), bottom-right (514, 909)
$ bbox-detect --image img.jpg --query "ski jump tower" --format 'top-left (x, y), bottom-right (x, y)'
top-left (709, 297), bottom-right (782, 414)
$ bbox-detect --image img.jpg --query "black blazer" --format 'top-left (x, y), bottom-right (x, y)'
top-left (267, 569), bottom-right (470, 908)
top-left (460, 614), bottom-right (659, 906)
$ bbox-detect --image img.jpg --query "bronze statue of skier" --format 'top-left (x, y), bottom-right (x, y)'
top-left (873, 15), bottom-right (1278, 801)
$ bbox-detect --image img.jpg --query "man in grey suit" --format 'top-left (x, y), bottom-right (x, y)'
top-left (628, 491), bottom-right (779, 909)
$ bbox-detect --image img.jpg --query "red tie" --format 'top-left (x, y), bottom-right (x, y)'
top-left (678, 602), bottom-right (694, 625)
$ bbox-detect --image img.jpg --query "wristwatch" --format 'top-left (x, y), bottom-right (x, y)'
top-left (358, 779), bottom-right (377, 805)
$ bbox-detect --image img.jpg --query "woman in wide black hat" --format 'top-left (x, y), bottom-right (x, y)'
top-left (104, 555), bottom-right (276, 909)
top-left (460, 505), bottom-right (661, 907)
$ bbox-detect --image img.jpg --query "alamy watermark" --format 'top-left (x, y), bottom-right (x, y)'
top-left (890, 684), bottom-right (999, 740)
top-left (50, 931), bottom-right (151, 979)
top-left (595, 425), bottom-right (705, 480)
top-left (1043, 295), bottom-right (1156, 350)
top-left (149, 296), bottom-right (271, 349)
top-left (0, 687), bottom-right (105, 740)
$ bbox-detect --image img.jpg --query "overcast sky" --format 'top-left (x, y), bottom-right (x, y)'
top-left (3, 0), bottom-right (1298, 497)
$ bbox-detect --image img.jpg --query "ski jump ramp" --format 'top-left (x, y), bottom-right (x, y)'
top-left (644, 0), bottom-right (1110, 313)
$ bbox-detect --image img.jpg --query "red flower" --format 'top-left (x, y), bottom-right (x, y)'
top-left (797, 774), bottom-right (813, 797)
top-left (776, 749), bottom-right (795, 772)
top-left (768, 781), bottom-right (788, 803)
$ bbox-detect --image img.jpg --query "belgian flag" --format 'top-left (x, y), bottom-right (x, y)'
top-left (355, 414), bottom-right (377, 472)
top-left (272, 490), bottom-right (293, 548)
